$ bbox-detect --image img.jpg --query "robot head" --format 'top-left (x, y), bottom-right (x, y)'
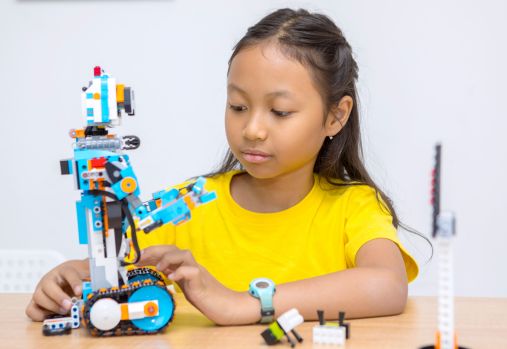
top-left (81, 66), bottom-right (135, 126)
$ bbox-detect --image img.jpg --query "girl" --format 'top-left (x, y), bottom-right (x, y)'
top-left (26, 8), bottom-right (418, 325)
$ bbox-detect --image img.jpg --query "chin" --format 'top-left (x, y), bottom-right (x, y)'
top-left (241, 164), bottom-right (282, 180)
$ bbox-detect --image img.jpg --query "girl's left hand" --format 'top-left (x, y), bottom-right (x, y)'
top-left (137, 245), bottom-right (244, 325)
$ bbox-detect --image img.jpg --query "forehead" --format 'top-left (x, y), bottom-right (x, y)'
top-left (227, 42), bottom-right (320, 99)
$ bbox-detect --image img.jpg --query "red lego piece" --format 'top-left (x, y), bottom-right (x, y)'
top-left (90, 157), bottom-right (107, 169)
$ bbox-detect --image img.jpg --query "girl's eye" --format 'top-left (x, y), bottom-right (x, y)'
top-left (271, 109), bottom-right (292, 117)
top-left (228, 104), bottom-right (247, 112)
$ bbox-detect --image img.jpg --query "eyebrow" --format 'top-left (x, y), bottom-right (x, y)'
top-left (227, 83), bottom-right (293, 99)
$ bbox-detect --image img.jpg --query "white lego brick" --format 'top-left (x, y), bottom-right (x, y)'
top-left (43, 316), bottom-right (77, 330)
top-left (127, 300), bottom-right (159, 320)
top-left (70, 304), bottom-right (80, 328)
top-left (313, 325), bottom-right (346, 345)
top-left (278, 308), bottom-right (304, 333)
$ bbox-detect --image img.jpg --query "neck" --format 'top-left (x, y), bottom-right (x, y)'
top-left (231, 164), bottom-right (316, 213)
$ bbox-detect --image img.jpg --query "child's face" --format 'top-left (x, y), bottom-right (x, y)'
top-left (225, 42), bottom-right (332, 180)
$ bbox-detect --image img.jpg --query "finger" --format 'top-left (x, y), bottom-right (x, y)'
top-left (157, 249), bottom-right (196, 272)
top-left (169, 265), bottom-right (201, 289)
top-left (33, 287), bottom-right (67, 315)
top-left (26, 299), bottom-right (53, 321)
top-left (137, 245), bottom-right (179, 266)
top-left (44, 280), bottom-right (77, 314)
top-left (60, 265), bottom-right (84, 297)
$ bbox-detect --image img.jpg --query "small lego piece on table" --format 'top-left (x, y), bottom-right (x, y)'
top-left (42, 316), bottom-right (73, 336)
top-left (42, 322), bottom-right (72, 336)
top-left (261, 308), bottom-right (304, 347)
top-left (312, 310), bottom-right (349, 345)
top-left (41, 297), bottom-right (82, 336)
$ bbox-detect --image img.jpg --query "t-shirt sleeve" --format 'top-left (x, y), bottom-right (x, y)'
top-left (344, 185), bottom-right (419, 283)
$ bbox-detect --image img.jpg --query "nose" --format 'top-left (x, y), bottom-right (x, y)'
top-left (242, 112), bottom-right (268, 141)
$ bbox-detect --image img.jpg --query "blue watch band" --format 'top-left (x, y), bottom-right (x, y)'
top-left (249, 278), bottom-right (276, 324)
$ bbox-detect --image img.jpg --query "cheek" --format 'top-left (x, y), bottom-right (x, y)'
top-left (225, 114), bottom-right (240, 148)
top-left (274, 119), bottom-right (325, 161)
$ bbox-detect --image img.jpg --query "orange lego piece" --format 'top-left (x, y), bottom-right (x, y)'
top-left (116, 84), bottom-right (125, 103)
top-left (69, 129), bottom-right (86, 139)
top-left (184, 195), bottom-right (195, 209)
top-left (144, 302), bottom-right (158, 317)
top-left (120, 177), bottom-right (137, 194)
top-left (120, 304), bottom-right (129, 320)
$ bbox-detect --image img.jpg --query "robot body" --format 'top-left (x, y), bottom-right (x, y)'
top-left (56, 67), bottom-right (216, 336)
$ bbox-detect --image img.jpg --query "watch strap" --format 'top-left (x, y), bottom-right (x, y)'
top-left (258, 287), bottom-right (275, 323)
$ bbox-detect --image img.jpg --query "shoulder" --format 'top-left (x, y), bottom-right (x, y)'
top-left (316, 176), bottom-right (385, 215)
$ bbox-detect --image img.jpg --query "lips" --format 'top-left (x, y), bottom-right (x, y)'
top-left (241, 149), bottom-right (272, 164)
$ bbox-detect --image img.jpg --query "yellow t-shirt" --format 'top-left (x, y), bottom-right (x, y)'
top-left (137, 170), bottom-right (418, 291)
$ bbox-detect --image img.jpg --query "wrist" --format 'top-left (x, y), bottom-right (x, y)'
top-left (227, 291), bottom-right (262, 325)
top-left (200, 289), bottom-right (258, 326)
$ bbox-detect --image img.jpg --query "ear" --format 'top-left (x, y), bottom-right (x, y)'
top-left (325, 95), bottom-right (354, 137)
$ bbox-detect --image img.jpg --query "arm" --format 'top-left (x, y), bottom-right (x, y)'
top-left (230, 238), bottom-right (408, 324)
top-left (138, 238), bottom-right (408, 325)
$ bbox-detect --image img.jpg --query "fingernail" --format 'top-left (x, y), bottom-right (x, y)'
top-left (59, 307), bottom-right (68, 315)
top-left (156, 263), bottom-right (161, 270)
top-left (74, 285), bottom-right (82, 296)
top-left (62, 298), bottom-right (72, 310)
top-left (168, 273), bottom-right (175, 280)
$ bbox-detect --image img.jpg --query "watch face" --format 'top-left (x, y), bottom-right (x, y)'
top-left (256, 281), bottom-right (270, 289)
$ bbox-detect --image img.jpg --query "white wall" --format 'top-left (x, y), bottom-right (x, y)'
top-left (1, 0), bottom-right (505, 297)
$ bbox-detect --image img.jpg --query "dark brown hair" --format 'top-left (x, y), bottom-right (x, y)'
top-left (211, 8), bottom-right (397, 225)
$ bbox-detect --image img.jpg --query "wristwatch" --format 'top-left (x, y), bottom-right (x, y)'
top-left (248, 277), bottom-right (276, 324)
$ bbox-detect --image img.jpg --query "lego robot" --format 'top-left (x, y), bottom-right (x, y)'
top-left (55, 66), bottom-right (216, 336)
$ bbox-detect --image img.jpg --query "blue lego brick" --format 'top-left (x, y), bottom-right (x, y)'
top-left (67, 160), bottom-right (74, 175)
top-left (152, 189), bottom-right (166, 200)
top-left (73, 149), bottom-right (117, 161)
top-left (119, 166), bottom-right (135, 180)
top-left (160, 188), bottom-right (179, 205)
top-left (192, 177), bottom-right (206, 194)
top-left (75, 159), bottom-right (91, 190)
top-left (135, 204), bottom-right (149, 219)
top-left (200, 191), bottom-right (217, 203)
top-left (155, 199), bottom-right (191, 225)
top-left (111, 181), bottom-right (128, 200)
top-left (147, 200), bottom-right (158, 211)
top-left (86, 93), bottom-right (93, 99)
top-left (100, 76), bottom-right (110, 121)
top-left (75, 200), bottom-right (88, 244)
top-left (82, 281), bottom-right (92, 301)
top-left (87, 108), bottom-right (94, 117)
